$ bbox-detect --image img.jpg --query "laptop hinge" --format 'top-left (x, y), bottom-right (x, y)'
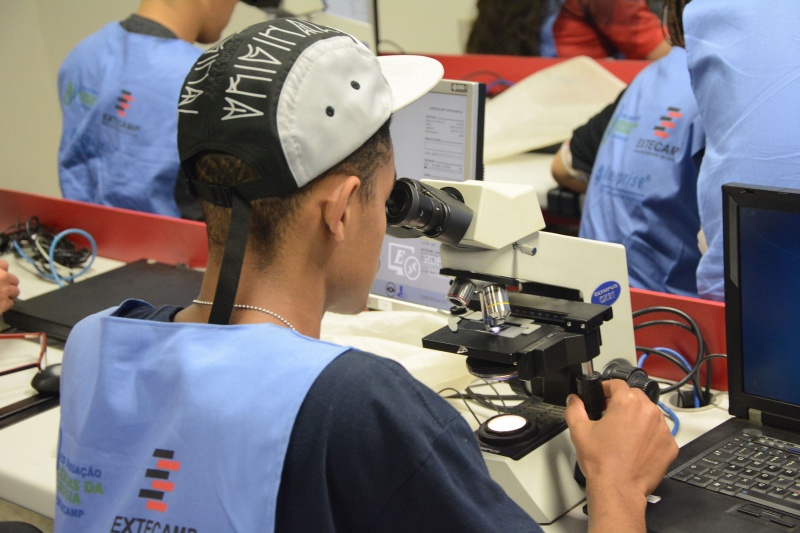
top-left (748, 409), bottom-right (763, 425)
top-left (767, 412), bottom-right (800, 434)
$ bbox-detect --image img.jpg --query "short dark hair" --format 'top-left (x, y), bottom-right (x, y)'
top-left (466, 0), bottom-right (547, 55)
top-left (193, 119), bottom-right (393, 267)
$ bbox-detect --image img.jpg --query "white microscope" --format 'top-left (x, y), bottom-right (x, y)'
top-left (386, 177), bottom-right (658, 524)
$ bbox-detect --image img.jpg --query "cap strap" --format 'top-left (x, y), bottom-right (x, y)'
top-left (187, 178), bottom-right (279, 207)
top-left (187, 180), bottom-right (233, 207)
top-left (208, 193), bottom-right (252, 325)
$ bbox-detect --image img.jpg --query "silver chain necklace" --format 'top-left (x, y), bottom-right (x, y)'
top-left (192, 300), bottom-right (297, 332)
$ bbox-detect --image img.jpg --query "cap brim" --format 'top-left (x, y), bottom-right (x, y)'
top-left (378, 55), bottom-right (444, 113)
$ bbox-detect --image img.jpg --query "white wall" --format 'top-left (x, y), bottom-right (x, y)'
top-left (1, 1), bottom-right (132, 197)
top-left (0, 0), bottom-right (267, 198)
top-left (0, 0), bottom-right (469, 198)
top-left (376, 0), bottom-right (476, 54)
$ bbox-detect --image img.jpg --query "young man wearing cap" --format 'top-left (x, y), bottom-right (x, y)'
top-left (57, 0), bottom-right (240, 218)
top-left (56, 18), bottom-right (677, 533)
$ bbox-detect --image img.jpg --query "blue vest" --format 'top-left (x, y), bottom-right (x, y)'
top-left (57, 23), bottom-right (202, 217)
top-left (55, 301), bottom-right (346, 532)
top-left (685, 0), bottom-right (800, 301)
top-left (579, 47), bottom-right (705, 297)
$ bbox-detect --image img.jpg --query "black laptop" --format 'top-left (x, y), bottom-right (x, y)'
top-left (4, 259), bottom-right (202, 342)
top-left (646, 183), bottom-right (800, 532)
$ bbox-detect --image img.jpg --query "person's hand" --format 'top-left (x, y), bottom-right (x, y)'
top-left (0, 258), bottom-right (20, 313)
top-left (550, 139), bottom-right (589, 194)
top-left (565, 378), bottom-right (678, 532)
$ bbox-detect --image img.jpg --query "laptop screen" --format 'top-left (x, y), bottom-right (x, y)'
top-left (724, 183), bottom-right (800, 421)
top-left (368, 79), bottom-right (486, 312)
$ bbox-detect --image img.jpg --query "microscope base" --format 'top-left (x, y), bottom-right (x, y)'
top-left (481, 428), bottom-right (585, 525)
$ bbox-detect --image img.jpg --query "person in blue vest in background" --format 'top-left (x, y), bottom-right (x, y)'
top-left (552, 2), bottom-right (705, 297)
top-left (677, 0), bottom-right (800, 301)
top-left (57, 0), bottom-right (240, 217)
top-left (56, 18), bottom-right (676, 533)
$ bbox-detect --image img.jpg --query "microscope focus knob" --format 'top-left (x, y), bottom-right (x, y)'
top-left (601, 360), bottom-right (660, 404)
top-left (625, 372), bottom-right (660, 404)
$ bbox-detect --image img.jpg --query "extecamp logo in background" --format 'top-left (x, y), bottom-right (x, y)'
top-left (653, 106), bottom-right (682, 139)
top-left (116, 90), bottom-right (134, 118)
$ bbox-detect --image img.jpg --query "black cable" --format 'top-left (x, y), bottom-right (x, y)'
top-left (441, 379), bottom-right (529, 421)
top-left (693, 354), bottom-right (728, 381)
top-left (461, 69), bottom-right (508, 80)
top-left (635, 319), bottom-right (711, 363)
top-left (633, 306), bottom-right (711, 405)
top-left (635, 346), bottom-right (692, 374)
top-left (460, 70), bottom-right (515, 91)
top-left (469, 378), bottom-right (515, 411)
top-left (634, 319), bottom-right (698, 338)
top-left (465, 382), bottom-right (526, 413)
top-left (655, 353), bottom-right (727, 396)
top-left (704, 352), bottom-right (713, 396)
top-left (635, 345), bottom-right (702, 407)
top-left (637, 319), bottom-right (717, 397)
top-left (2, 216), bottom-right (91, 270)
top-left (633, 307), bottom-right (704, 363)
top-left (437, 387), bottom-right (482, 426)
top-left (461, 391), bottom-right (510, 414)
top-left (377, 39), bottom-right (406, 54)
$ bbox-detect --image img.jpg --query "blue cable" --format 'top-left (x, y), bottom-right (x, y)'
top-left (12, 240), bottom-right (55, 280)
top-left (654, 347), bottom-right (702, 408)
top-left (12, 228), bottom-right (97, 287)
top-left (486, 78), bottom-right (515, 91)
top-left (638, 350), bottom-right (701, 408)
top-left (48, 228), bottom-right (97, 287)
top-left (659, 401), bottom-right (680, 437)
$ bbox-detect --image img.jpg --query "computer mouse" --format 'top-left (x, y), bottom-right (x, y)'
top-left (31, 364), bottom-right (61, 395)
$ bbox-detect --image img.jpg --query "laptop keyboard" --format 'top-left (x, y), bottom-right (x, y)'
top-left (670, 429), bottom-right (800, 520)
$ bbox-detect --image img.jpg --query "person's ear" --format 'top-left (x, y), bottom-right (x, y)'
top-left (322, 175), bottom-right (361, 243)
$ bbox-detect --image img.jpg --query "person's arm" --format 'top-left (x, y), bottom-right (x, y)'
top-left (0, 258), bottom-right (20, 313)
top-left (551, 138), bottom-right (590, 193)
top-left (278, 351), bottom-right (543, 532)
top-left (565, 379), bottom-right (678, 533)
top-left (551, 90), bottom-right (625, 193)
top-left (591, 0), bottom-right (671, 60)
top-left (645, 40), bottom-right (672, 60)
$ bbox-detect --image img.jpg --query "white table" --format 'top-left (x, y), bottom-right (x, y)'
top-left (0, 254), bottom-right (734, 532)
top-left (0, 255), bottom-right (124, 528)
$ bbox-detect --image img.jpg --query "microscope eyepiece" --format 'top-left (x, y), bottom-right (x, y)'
top-left (386, 178), bottom-right (473, 246)
top-left (386, 181), bottom-right (414, 222)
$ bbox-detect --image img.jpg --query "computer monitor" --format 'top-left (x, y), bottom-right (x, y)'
top-left (368, 79), bottom-right (486, 312)
top-left (303, 0), bottom-right (379, 52)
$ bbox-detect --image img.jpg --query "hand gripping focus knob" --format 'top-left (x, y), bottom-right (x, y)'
top-left (601, 359), bottom-right (660, 404)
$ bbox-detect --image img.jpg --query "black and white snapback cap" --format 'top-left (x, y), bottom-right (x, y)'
top-left (176, 18), bottom-right (443, 324)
